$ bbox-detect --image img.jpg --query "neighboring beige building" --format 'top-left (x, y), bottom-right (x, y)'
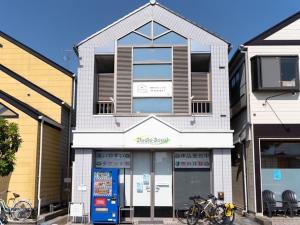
top-left (0, 31), bottom-right (74, 213)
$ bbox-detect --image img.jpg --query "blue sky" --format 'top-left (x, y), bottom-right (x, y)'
top-left (1, 0), bottom-right (300, 73)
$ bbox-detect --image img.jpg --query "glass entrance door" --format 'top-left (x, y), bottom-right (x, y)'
top-left (132, 152), bottom-right (151, 217)
top-left (154, 152), bottom-right (173, 217)
top-left (131, 151), bottom-right (173, 218)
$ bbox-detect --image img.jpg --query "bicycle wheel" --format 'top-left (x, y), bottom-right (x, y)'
top-left (12, 200), bottom-right (32, 221)
top-left (212, 205), bottom-right (226, 225)
top-left (176, 208), bottom-right (188, 224)
top-left (224, 211), bottom-right (235, 225)
top-left (186, 205), bottom-right (200, 225)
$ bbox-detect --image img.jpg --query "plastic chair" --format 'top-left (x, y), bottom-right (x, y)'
top-left (282, 190), bottom-right (300, 217)
top-left (262, 190), bottom-right (287, 217)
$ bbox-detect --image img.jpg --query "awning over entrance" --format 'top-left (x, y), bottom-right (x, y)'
top-left (72, 115), bottom-right (234, 149)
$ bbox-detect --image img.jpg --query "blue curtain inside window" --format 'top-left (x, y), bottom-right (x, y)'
top-left (118, 32), bottom-right (151, 45)
top-left (133, 48), bottom-right (171, 62)
top-left (133, 64), bottom-right (172, 80)
top-left (132, 98), bottom-right (172, 113)
top-left (153, 22), bottom-right (169, 37)
top-left (136, 22), bottom-right (152, 38)
top-left (154, 32), bottom-right (187, 45)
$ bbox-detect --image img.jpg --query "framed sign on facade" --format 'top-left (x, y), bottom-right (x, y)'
top-left (96, 152), bottom-right (131, 168)
top-left (174, 152), bottom-right (210, 168)
top-left (132, 82), bottom-right (172, 97)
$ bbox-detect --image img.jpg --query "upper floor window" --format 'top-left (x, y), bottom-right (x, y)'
top-left (118, 21), bottom-right (187, 46)
top-left (0, 103), bottom-right (18, 118)
top-left (132, 47), bottom-right (172, 114)
top-left (95, 55), bottom-right (115, 114)
top-left (191, 53), bottom-right (212, 114)
top-left (133, 48), bottom-right (172, 80)
top-left (230, 63), bottom-right (245, 107)
top-left (251, 56), bottom-right (299, 91)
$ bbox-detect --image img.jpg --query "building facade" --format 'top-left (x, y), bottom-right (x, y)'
top-left (0, 31), bottom-right (74, 214)
top-left (230, 12), bottom-right (300, 214)
top-left (72, 1), bottom-right (233, 219)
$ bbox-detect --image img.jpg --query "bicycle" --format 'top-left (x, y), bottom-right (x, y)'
top-left (186, 194), bottom-right (236, 225)
top-left (0, 191), bottom-right (33, 223)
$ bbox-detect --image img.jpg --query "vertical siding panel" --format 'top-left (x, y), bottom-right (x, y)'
top-left (98, 73), bottom-right (114, 101)
top-left (173, 46), bottom-right (189, 114)
top-left (191, 72), bottom-right (209, 100)
top-left (116, 47), bottom-right (132, 113)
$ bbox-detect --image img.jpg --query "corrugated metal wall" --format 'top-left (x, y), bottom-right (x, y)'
top-left (97, 73), bottom-right (114, 101)
top-left (116, 47), bottom-right (132, 113)
top-left (191, 72), bottom-right (210, 100)
top-left (173, 46), bottom-right (189, 114)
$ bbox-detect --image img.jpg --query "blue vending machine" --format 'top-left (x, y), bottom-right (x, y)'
top-left (91, 168), bottom-right (119, 224)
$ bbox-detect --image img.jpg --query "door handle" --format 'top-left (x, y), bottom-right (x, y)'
top-left (155, 186), bottom-right (160, 192)
top-left (146, 186), bottom-right (151, 192)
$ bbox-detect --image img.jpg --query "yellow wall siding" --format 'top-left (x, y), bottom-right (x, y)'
top-left (0, 101), bottom-right (38, 207)
top-left (0, 36), bottom-right (73, 105)
top-left (0, 71), bottom-right (62, 123)
top-left (40, 124), bottom-right (61, 206)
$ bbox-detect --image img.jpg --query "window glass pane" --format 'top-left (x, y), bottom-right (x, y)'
top-left (153, 31), bottom-right (187, 45)
top-left (132, 98), bottom-right (172, 113)
top-left (153, 22), bottom-right (169, 37)
top-left (133, 48), bottom-right (171, 62)
top-left (133, 64), bottom-right (172, 80)
top-left (118, 32), bottom-right (151, 46)
top-left (261, 57), bottom-right (281, 88)
top-left (281, 57), bottom-right (297, 86)
top-left (0, 103), bottom-right (17, 117)
top-left (261, 142), bottom-right (300, 201)
top-left (136, 22), bottom-right (152, 38)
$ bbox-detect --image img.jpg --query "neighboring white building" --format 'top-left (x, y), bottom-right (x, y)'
top-left (72, 1), bottom-right (233, 220)
top-left (230, 11), bottom-right (300, 215)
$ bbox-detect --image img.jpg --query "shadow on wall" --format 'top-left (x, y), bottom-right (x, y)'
top-left (0, 173), bottom-right (12, 205)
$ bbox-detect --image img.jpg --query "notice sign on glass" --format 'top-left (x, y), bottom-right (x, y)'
top-left (96, 152), bottom-right (131, 168)
top-left (174, 152), bottom-right (210, 169)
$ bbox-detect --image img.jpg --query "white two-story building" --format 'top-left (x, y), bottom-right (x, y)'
top-left (72, 0), bottom-right (233, 220)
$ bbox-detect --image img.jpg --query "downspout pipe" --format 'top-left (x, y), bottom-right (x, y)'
top-left (37, 116), bottom-right (45, 218)
top-left (239, 45), bottom-right (250, 214)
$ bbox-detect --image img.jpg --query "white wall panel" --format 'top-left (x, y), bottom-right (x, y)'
top-left (247, 46), bottom-right (300, 124)
top-left (265, 19), bottom-right (300, 40)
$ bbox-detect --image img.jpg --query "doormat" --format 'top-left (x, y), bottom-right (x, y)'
top-left (138, 221), bottom-right (164, 224)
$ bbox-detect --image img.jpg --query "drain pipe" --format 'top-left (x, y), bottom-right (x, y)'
top-left (37, 116), bottom-right (45, 218)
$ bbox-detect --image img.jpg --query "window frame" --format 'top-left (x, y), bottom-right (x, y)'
top-left (132, 46), bottom-right (173, 115)
top-left (251, 55), bottom-right (300, 91)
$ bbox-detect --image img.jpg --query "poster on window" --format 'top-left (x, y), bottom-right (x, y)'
top-left (174, 152), bottom-right (210, 168)
top-left (96, 152), bottom-right (131, 168)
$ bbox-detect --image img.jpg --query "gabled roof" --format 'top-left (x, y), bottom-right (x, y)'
top-left (76, 1), bottom-right (230, 48)
top-left (0, 64), bottom-right (70, 109)
top-left (0, 90), bottom-right (61, 130)
top-left (245, 10), bottom-right (300, 46)
top-left (0, 31), bottom-right (74, 77)
top-left (124, 115), bottom-right (180, 133)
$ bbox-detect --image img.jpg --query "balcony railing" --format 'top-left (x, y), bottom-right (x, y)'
top-left (192, 100), bottom-right (211, 114)
top-left (97, 101), bottom-right (114, 114)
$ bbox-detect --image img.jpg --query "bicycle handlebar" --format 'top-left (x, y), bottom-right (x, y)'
top-left (189, 194), bottom-right (217, 202)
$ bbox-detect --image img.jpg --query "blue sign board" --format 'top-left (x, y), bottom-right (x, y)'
top-left (273, 169), bottom-right (282, 181)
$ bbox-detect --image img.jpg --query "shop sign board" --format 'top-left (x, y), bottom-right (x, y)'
top-left (174, 152), bottom-right (210, 168)
top-left (96, 152), bottom-right (131, 168)
top-left (132, 82), bottom-right (172, 97)
top-left (134, 136), bottom-right (171, 145)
